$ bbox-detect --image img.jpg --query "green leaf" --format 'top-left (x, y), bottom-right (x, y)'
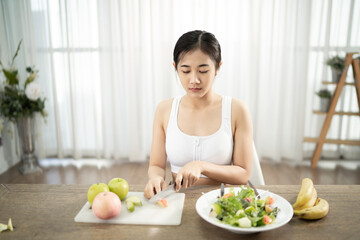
top-left (326, 55), bottom-right (345, 71)
top-left (25, 76), bottom-right (31, 88)
top-left (316, 89), bottom-right (332, 98)
top-left (11, 40), bottom-right (22, 66)
top-left (2, 69), bottom-right (19, 85)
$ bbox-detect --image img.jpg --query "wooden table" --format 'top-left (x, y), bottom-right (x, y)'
top-left (0, 184), bottom-right (359, 240)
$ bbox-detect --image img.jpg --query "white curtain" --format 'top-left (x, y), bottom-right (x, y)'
top-left (304, 0), bottom-right (360, 160)
top-left (1, 0), bottom-right (358, 169)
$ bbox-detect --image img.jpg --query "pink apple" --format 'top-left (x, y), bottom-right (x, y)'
top-left (92, 192), bottom-right (121, 220)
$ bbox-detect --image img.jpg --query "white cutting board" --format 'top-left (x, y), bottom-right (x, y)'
top-left (74, 192), bottom-right (185, 225)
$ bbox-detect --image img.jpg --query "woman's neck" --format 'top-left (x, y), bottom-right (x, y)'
top-left (182, 91), bottom-right (221, 109)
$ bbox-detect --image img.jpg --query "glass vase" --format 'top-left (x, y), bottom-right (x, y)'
top-left (17, 116), bottom-right (42, 174)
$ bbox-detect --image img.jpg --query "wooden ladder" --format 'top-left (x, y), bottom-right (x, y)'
top-left (304, 52), bottom-right (360, 168)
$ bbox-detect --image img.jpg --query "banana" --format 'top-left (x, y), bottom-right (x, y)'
top-left (293, 187), bottom-right (317, 211)
top-left (292, 178), bottom-right (314, 209)
top-left (293, 198), bottom-right (329, 220)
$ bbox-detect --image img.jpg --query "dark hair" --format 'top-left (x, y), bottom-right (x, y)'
top-left (173, 30), bottom-right (222, 70)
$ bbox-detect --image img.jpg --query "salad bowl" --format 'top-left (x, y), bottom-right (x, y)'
top-left (196, 187), bottom-right (293, 234)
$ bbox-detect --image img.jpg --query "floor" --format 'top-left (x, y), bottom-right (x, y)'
top-left (0, 158), bottom-right (359, 185)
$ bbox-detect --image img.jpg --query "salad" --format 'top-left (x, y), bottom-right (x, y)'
top-left (209, 186), bottom-right (279, 228)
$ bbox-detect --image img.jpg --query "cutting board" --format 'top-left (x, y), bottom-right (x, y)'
top-left (74, 192), bottom-right (185, 225)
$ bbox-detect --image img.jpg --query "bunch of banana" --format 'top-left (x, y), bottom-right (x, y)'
top-left (292, 178), bottom-right (329, 220)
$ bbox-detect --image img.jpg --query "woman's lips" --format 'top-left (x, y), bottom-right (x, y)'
top-left (189, 88), bottom-right (202, 92)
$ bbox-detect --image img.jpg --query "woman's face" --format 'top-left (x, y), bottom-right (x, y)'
top-left (176, 49), bottom-right (220, 98)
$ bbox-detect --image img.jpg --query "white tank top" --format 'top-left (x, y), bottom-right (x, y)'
top-left (165, 96), bottom-right (233, 178)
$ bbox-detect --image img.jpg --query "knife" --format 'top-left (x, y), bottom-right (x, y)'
top-left (148, 181), bottom-right (177, 204)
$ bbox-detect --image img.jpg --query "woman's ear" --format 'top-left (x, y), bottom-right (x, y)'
top-left (215, 61), bottom-right (223, 76)
top-left (173, 62), bottom-right (176, 69)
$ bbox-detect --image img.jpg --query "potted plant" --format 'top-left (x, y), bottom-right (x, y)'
top-left (326, 55), bottom-right (345, 83)
top-left (0, 40), bottom-right (47, 174)
top-left (316, 89), bottom-right (332, 112)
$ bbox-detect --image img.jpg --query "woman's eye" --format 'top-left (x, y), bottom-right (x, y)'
top-left (182, 71), bottom-right (190, 74)
top-left (199, 70), bottom-right (209, 74)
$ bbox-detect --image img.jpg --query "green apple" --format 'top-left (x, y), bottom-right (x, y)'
top-left (126, 201), bottom-right (135, 212)
top-left (125, 196), bottom-right (142, 206)
top-left (108, 178), bottom-right (129, 200)
top-left (87, 183), bottom-right (110, 206)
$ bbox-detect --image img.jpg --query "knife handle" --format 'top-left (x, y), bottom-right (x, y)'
top-left (169, 179), bottom-right (183, 187)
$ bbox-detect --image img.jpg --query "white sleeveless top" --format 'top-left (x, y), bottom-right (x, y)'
top-left (165, 96), bottom-right (233, 178)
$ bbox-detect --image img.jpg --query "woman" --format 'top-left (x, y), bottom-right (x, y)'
top-left (144, 30), bottom-right (253, 199)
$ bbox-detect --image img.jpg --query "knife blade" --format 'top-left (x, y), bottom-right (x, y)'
top-left (148, 182), bottom-right (176, 204)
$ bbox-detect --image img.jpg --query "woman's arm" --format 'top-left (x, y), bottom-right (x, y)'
top-left (144, 100), bottom-right (172, 199)
top-left (175, 99), bottom-right (253, 190)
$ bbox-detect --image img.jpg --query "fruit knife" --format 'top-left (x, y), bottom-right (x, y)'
top-left (148, 181), bottom-right (177, 204)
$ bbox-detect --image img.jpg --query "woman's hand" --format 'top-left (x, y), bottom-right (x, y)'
top-left (144, 176), bottom-right (167, 199)
top-left (175, 161), bottom-right (203, 191)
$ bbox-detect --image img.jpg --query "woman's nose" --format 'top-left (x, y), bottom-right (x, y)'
top-left (189, 73), bottom-right (200, 84)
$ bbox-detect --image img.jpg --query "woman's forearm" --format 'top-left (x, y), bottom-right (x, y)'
top-left (145, 164), bottom-right (167, 199)
top-left (148, 165), bottom-right (166, 180)
top-left (200, 161), bottom-right (250, 185)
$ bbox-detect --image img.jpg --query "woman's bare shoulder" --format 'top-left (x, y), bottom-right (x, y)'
top-left (231, 98), bottom-right (252, 131)
top-left (231, 98), bottom-right (250, 116)
top-left (154, 98), bottom-right (175, 131)
top-left (154, 98), bottom-right (174, 122)
top-left (156, 98), bottom-right (174, 113)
